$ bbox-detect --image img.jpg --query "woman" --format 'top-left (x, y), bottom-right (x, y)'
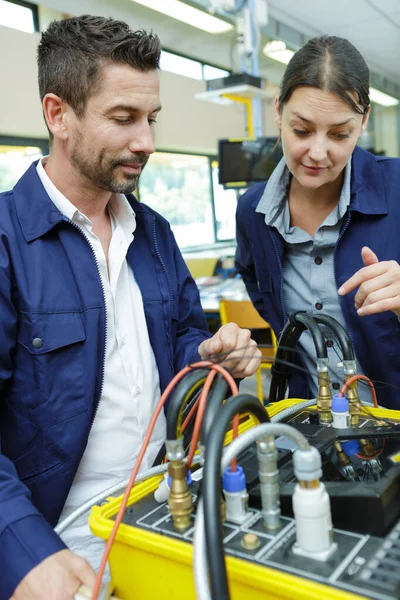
top-left (235, 35), bottom-right (400, 409)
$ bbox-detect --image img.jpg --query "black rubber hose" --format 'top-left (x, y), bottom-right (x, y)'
top-left (200, 374), bottom-right (229, 447)
top-left (203, 394), bottom-right (270, 600)
top-left (166, 368), bottom-right (209, 440)
top-left (313, 314), bottom-right (355, 361)
top-left (270, 319), bottom-right (306, 402)
top-left (276, 325), bottom-right (305, 401)
top-left (293, 312), bottom-right (328, 359)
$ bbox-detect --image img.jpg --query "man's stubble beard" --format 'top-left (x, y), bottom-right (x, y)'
top-left (70, 131), bottom-right (148, 194)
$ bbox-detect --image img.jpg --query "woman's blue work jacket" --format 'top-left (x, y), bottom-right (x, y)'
top-left (236, 146), bottom-right (400, 409)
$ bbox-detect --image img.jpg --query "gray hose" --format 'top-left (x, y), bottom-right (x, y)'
top-left (193, 422), bottom-right (310, 599)
top-left (270, 398), bottom-right (316, 423)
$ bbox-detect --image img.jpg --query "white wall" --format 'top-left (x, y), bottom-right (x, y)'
top-left (0, 24), bottom-right (278, 154)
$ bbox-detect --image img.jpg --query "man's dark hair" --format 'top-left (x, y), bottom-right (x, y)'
top-left (279, 35), bottom-right (370, 115)
top-left (37, 14), bottom-right (161, 118)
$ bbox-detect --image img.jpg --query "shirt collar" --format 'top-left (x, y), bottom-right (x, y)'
top-left (255, 155), bottom-right (352, 226)
top-left (36, 157), bottom-right (136, 234)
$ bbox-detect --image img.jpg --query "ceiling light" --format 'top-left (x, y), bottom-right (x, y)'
top-left (369, 87), bottom-right (399, 107)
top-left (130, 0), bottom-right (234, 34)
top-left (263, 40), bottom-right (295, 65)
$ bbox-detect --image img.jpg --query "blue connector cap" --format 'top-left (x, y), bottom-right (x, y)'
top-left (167, 470), bottom-right (192, 489)
top-left (332, 393), bottom-right (349, 413)
top-left (341, 439), bottom-right (360, 456)
top-left (222, 465), bottom-right (246, 493)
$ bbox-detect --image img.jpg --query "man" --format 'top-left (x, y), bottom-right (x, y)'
top-left (0, 14), bottom-right (261, 600)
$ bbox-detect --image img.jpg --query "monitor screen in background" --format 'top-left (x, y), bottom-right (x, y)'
top-left (218, 137), bottom-right (283, 186)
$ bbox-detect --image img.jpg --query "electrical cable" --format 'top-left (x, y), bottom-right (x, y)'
top-left (200, 374), bottom-right (229, 446)
top-left (270, 320), bottom-right (306, 402)
top-left (55, 456), bottom-right (203, 535)
top-left (186, 369), bottom-right (218, 466)
top-left (203, 394), bottom-right (269, 600)
top-left (339, 374), bottom-right (378, 408)
top-left (194, 422), bottom-right (310, 600)
top-left (312, 314), bottom-right (355, 361)
top-left (292, 312), bottom-right (328, 359)
top-left (166, 369), bottom-right (208, 439)
top-left (270, 398), bottom-right (317, 422)
top-left (90, 360), bottom-right (237, 600)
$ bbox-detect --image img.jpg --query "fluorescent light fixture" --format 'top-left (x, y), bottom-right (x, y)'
top-left (370, 87), bottom-right (399, 107)
top-left (263, 40), bottom-right (295, 65)
top-left (130, 0), bottom-right (234, 34)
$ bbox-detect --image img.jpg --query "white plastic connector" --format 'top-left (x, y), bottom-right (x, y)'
top-left (154, 472), bottom-right (170, 503)
top-left (222, 465), bottom-right (249, 525)
top-left (292, 481), bottom-right (338, 562)
top-left (293, 446), bottom-right (322, 481)
top-left (331, 394), bottom-right (350, 429)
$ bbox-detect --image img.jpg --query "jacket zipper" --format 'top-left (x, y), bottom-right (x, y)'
top-left (152, 219), bottom-right (175, 368)
top-left (63, 218), bottom-right (107, 430)
top-left (333, 210), bottom-right (362, 367)
top-left (268, 227), bottom-right (287, 328)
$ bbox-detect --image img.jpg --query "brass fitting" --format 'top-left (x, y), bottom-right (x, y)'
top-left (316, 371), bottom-right (332, 423)
top-left (167, 461), bottom-right (193, 530)
top-left (334, 441), bottom-right (351, 466)
top-left (344, 377), bottom-right (361, 426)
top-left (359, 438), bottom-right (375, 457)
top-left (299, 479), bottom-right (320, 489)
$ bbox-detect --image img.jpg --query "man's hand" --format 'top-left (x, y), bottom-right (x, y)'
top-left (198, 322), bottom-right (262, 378)
top-left (338, 246), bottom-right (400, 318)
top-left (11, 549), bottom-right (96, 600)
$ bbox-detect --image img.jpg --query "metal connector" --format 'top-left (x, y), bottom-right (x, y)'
top-left (165, 439), bottom-right (185, 461)
top-left (344, 376), bottom-right (361, 426)
top-left (316, 371), bottom-right (332, 424)
top-left (167, 461), bottom-right (193, 530)
top-left (257, 437), bottom-right (280, 530)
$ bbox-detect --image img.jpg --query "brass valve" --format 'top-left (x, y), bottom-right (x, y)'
top-left (344, 377), bottom-right (361, 426)
top-left (167, 461), bottom-right (193, 530)
top-left (317, 371), bottom-right (332, 423)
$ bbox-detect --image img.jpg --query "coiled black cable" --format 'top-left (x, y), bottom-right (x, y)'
top-left (270, 318), bottom-right (306, 402)
top-left (292, 312), bottom-right (328, 360)
top-left (203, 394), bottom-right (270, 600)
top-left (200, 374), bottom-right (229, 447)
top-left (312, 314), bottom-right (355, 361)
top-left (166, 368), bottom-right (209, 440)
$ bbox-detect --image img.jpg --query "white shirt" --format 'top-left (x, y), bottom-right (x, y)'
top-left (36, 159), bottom-right (166, 570)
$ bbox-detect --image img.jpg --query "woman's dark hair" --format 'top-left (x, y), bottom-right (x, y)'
top-left (279, 35), bottom-right (370, 115)
top-left (37, 15), bottom-right (161, 118)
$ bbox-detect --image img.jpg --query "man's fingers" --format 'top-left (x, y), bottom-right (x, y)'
top-left (73, 557), bottom-right (97, 588)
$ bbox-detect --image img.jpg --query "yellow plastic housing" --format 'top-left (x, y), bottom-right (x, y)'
top-left (89, 400), bottom-right (400, 600)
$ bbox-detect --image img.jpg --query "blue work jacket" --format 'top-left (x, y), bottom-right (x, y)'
top-left (0, 162), bottom-right (210, 599)
top-left (236, 146), bottom-right (400, 409)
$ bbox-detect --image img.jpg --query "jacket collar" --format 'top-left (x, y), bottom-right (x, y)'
top-left (14, 161), bottom-right (66, 242)
top-left (250, 145), bottom-right (387, 217)
top-left (13, 160), bottom-right (155, 242)
top-left (350, 146), bottom-right (387, 215)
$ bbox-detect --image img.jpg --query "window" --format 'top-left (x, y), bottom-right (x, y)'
top-left (160, 49), bottom-right (229, 81)
top-left (211, 161), bottom-right (237, 241)
top-left (0, 0), bottom-right (38, 33)
top-left (160, 51), bottom-right (203, 80)
top-left (138, 152), bottom-right (237, 249)
top-left (0, 137), bottom-right (48, 191)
